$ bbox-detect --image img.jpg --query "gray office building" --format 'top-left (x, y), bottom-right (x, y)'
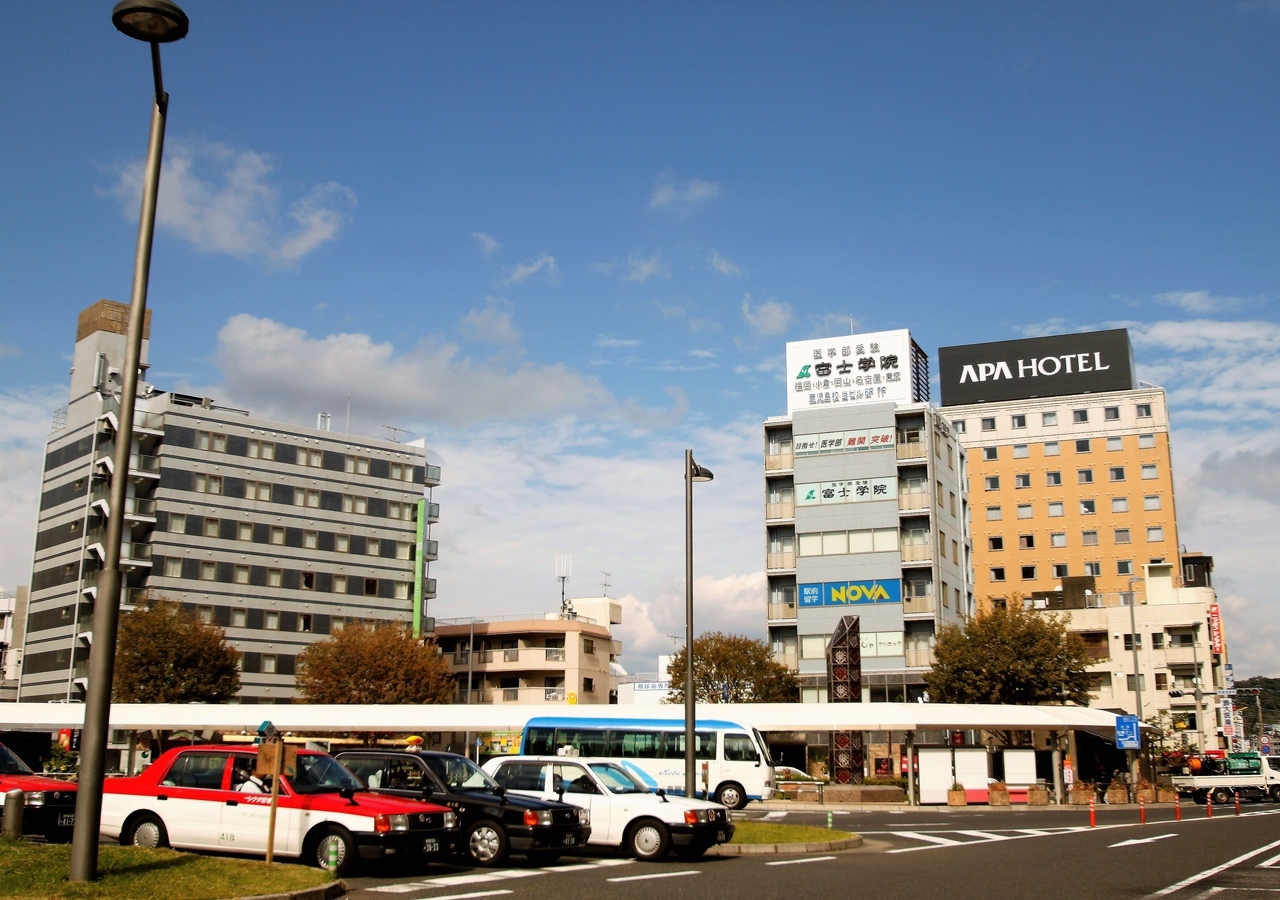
top-left (20, 300), bottom-right (440, 703)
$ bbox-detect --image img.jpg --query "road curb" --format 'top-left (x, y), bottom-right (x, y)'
top-left (707, 834), bottom-right (862, 855)
top-left (236, 881), bottom-right (346, 900)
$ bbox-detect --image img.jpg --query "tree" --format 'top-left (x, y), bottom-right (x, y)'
top-left (295, 623), bottom-right (453, 705)
top-left (666, 632), bottom-right (799, 704)
top-left (114, 595), bottom-right (240, 703)
top-left (925, 599), bottom-right (1091, 709)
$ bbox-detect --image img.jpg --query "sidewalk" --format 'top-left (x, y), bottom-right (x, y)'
top-left (751, 799), bottom-right (1184, 812)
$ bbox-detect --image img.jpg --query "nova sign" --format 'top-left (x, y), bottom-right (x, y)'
top-left (938, 329), bottom-right (1135, 406)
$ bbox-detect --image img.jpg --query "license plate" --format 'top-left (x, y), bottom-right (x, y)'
top-left (423, 838), bottom-right (439, 853)
top-left (563, 834), bottom-right (576, 846)
top-left (717, 830), bottom-right (726, 842)
top-left (58, 814), bottom-right (75, 827)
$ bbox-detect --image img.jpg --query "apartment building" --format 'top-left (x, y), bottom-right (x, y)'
top-left (0, 588), bottom-right (26, 701)
top-left (940, 329), bottom-right (1179, 611)
top-left (20, 300), bottom-right (440, 703)
top-left (432, 597), bottom-right (623, 706)
top-left (765, 330), bottom-right (971, 703)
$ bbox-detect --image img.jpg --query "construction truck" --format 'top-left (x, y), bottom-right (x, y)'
top-left (1171, 752), bottom-right (1280, 804)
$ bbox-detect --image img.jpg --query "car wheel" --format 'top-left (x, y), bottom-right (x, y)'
top-left (526, 850), bottom-right (562, 866)
top-left (1211, 788), bottom-right (1232, 806)
top-left (465, 820), bottom-right (510, 867)
top-left (674, 844), bottom-right (708, 860)
top-left (122, 813), bottom-right (169, 849)
top-left (1271, 785), bottom-right (1280, 803)
top-left (625, 818), bottom-right (671, 861)
top-left (715, 781), bottom-right (747, 810)
top-left (311, 825), bottom-right (358, 876)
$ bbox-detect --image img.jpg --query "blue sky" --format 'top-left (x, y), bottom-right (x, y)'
top-left (3, 2), bottom-right (1279, 675)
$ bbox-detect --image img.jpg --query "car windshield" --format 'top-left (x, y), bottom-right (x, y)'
top-left (0, 745), bottom-right (33, 775)
top-left (589, 763), bottom-right (649, 794)
top-left (287, 754), bottom-right (365, 794)
top-left (425, 755), bottom-right (499, 792)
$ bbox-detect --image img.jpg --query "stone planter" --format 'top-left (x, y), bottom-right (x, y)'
top-left (1136, 787), bottom-right (1157, 804)
top-left (1026, 787), bottom-right (1050, 807)
top-left (1156, 786), bottom-right (1179, 803)
top-left (947, 789), bottom-right (968, 807)
top-left (1106, 786), bottom-right (1129, 805)
top-left (1069, 788), bottom-right (1094, 806)
top-left (988, 788), bottom-right (1011, 807)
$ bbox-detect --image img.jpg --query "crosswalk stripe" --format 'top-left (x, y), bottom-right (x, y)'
top-left (366, 858), bottom-right (633, 893)
top-left (956, 830), bottom-right (1015, 841)
top-left (892, 831), bottom-right (965, 846)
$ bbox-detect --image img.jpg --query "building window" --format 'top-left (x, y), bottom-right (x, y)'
top-left (1104, 406), bottom-right (1120, 421)
top-left (1109, 466), bottom-right (1125, 482)
top-left (333, 575), bottom-right (347, 593)
top-left (990, 567), bottom-right (1006, 582)
top-left (986, 506), bottom-right (1002, 521)
top-left (194, 474), bottom-right (223, 495)
top-left (1046, 471), bottom-right (1062, 486)
top-left (1075, 439), bottom-right (1091, 453)
top-left (300, 448), bottom-right (323, 467)
top-left (1125, 674), bottom-right (1146, 692)
top-left (264, 611), bottom-right (280, 630)
top-left (989, 536), bottom-right (1003, 551)
top-left (1050, 532), bottom-right (1067, 548)
top-left (951, 419), bottom-right (966, 433)
top-left (390, 462), bottom-right (407, 480)
top-left (199, 561), bottom-right (217, 581)
top-left (1136, 403), bottom-right (1152, 418)
top-left (1044, 441), bottom-right (1060, 456)
top-left (1018, 534), bottom-right (1035, 549)
top-left (364, 578), bottom-right (378, 596)
top-left (1017, 503), bottom-right (1033, 519)
top-left (1052, 563), bottom-right (1069, 578)
top-left (1082, 530), bottom-right (1098, 546)
top-left (1080, 499), bottom-right (1096, 514)
top-left (303, 530), bottom-right (318, 549)
top-left (197, 431), bottom-right (227, 453)
top-left (1117, 560), bottom-right (1133, 575)
top-left (1115, 528), bottom-right (1131, 544)
top-left (262, 654), bottom-right (278, 674)
top-left (1073, 409), bottom-right (1089, 424)
top-left (336, 535), bottom-right (350, 552)
top-left (583, 677), bottom-right (596, 693)
top-left (396, 541), bottom-right (412, 560)
top-left (196, 605), bottom-right (214, 623)
top-left (246, 480), bottom-right (271, 501)
top-left (1013, 444), bottom-right (1029, 459)
top-left (1015, 473), bottom-right (1031, 488)
top-left (1048, 502), bottom-right (1064, 517)
top-left (301, 571), bottom-right (316, 590)
top-left (981, 417), bottom-right (996, 432)
top-left (299, 614), bottom-right (313, 633)
top-left (1085, 562), bottom-right (1101, 580)
top-left (389, 501), bottom-right (415, 520)
top-left (983, 447), bottom-right (998, 461)
top-left (1138, 433), bottom-right (1156, 449)
top-left (266, 569), bottom-right (282, 587)
top-left (1152, 633), bottom-right (1165, 651)
top-left (1123, 633), bottom-right (1142, 651)
top-left (345, 455), bottom-right (371, 475)
top-left (202, 517), bottom-right (218, 538)
top-left (235, 522), bottom-right (251, 541)
top-left (1043, 411), bottom-right (1058, 426)
top-left (231, 608), bottom-right (247, 627)
top-left (1107, 436), bottom-right (1123, 451)
top-left (343, 495), bottom-right (368, 514)
top-left (169, 513), bottom-right (186, 533)
top-left (1147, 526), bottom-right (1165, 542)
top-left (1142, 464), bottom-right (1158, 480)
top-left (366, 539), bottom-right (381, 556)
top-left (1078, 469), bottom-right (1093, 484)
top-left (247, 439), bottom-right (275, 460)
top-left (985, 476), bottom-right (1000, 491)
top-left (1155, 672), bottom-right (1168, 691)
top-left (1107, 498), bottom-right (1127, 515)
top-left (234, 565), bottom-right (249, 584)
top-left (164, 557), bottom-right (183, 577)
top-left (1011, 414), bottom-right (1026, 429)
top-left (1144, 495), bottom-right (1162, 510)
top-left (1020, 565), bottom-right (1036, 580)
top-left (294, 488), bottom-right (320, 508)
top-left (393, 581), bottom-right (410, 599)
top-left (269, 526), bottom-right (285, 545)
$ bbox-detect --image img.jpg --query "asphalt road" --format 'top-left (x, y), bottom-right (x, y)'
top-left (341, 804), bottom-right (1280, 900)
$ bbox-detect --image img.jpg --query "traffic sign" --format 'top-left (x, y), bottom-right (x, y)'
top-left (1217, 689), bottom-right (1237, 696)
top-left (1116, 715), bottom-right (1141, 749)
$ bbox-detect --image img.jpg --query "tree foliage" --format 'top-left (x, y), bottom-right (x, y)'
top-left (925, 599), bottom-right (1091, 707)
top-left (295, 623), bottom-right (454, 705)
top-left (666, 631), bottom-right (799, 704)
top-left (114, 596), bottom-right (240, 703)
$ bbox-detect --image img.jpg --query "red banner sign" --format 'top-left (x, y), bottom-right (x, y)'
top-left (1208, 604), bottom-right (1223, 654)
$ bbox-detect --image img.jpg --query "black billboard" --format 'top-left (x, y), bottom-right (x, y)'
top-left (938, 329), bottom-right (1135, 406)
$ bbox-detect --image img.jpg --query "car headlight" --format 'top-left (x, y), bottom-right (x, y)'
top-left (684, 808), bottom-right (711, 825)
top-left (23, 791), bottom-right (45, 807)
top-left (374, 814), bottom-right (410, 833)
top-left (524, 809), bottom-right (554, 827)
top-left (443, 811), bottom-right (458, 829)
top-left (578, 808), bottom-right (590, 826)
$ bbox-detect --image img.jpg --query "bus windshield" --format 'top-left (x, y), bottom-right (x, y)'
top-left (753, 728), bottom-right (775, 767)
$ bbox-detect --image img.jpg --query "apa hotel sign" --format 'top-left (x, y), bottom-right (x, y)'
top-left (938, 328), bottom-right (1135, 406)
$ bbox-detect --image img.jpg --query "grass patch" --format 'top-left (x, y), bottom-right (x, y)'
top-left (0, 837), bottom-right (333, 900)
top-left (729, 821), bottom-right (854, 844)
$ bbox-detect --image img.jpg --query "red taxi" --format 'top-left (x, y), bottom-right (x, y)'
top-left (102, 745), bottom-right (457, 874)
top-left (0, 741), bottom-right (77, 842)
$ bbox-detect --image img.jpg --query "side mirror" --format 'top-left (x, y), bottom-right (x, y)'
top-left (494, 785), bottom-right (507, 799)
top-left (553, 774), bottom-right (564, 801)
top-left (656, 788), bottom-right (667, 802)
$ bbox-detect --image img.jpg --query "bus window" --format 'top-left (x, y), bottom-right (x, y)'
top-left (555, 728), bottom-right (610, 757)
top-left (525, 727), bottom-right (556, 755)
top-left (753, 728), bottom-right (775, 767)
top-left (724, 733), bottom-right (760, 763)
top-left (663, 731), bottom-right (716, 760)
top-left (610, 730), bottom-right (661, 758)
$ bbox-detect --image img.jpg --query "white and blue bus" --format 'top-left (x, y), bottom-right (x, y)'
top-left (520, 716), bottom-right (775, 809)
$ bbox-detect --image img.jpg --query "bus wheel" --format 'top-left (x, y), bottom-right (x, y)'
top-left (715, 782), bottom-right (747, 810)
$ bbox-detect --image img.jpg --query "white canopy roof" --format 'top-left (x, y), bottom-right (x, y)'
top-left (0, 702), bottom-right (1126, 735)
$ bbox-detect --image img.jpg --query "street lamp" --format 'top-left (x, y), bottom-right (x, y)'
top-left (69, 1), bottom-right (188, 882)
top-left (684, 450), bottom-right (713, 800)
top-left (1126, 576), bottom-right (1144, 800)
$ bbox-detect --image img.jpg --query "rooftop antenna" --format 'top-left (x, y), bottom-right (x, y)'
top-left (556, 555), bottom-right (573, 617)
top-left (382, 425), bottom-right (413, 443)
top-left (849, 314), bottom-right (854, 335)
top-left (601, 571), bottom-right (612, 596)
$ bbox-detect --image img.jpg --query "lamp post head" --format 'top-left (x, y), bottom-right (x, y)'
top-left (112, 0), bottom-right (189, 42)
top-left (688, 458), bottom-right (714, 483)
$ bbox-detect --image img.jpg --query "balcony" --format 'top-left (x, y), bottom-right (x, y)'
top-left (774, 651), bottom-right (798, 670)
top-left (767, 602), bottom-right (797, 621)
top-left (422, 540), bottom-right (439, 561)
top-left (424, 465), bottom-right (442, 485)
top-left (100, 396), bottom-right (166, 435)
top-left (767, 551), bottom-right (796, 571)
top-left (765, 501), bottom-right (795, 520)
top-left (453, 650), bottom-right (494, 666)
top-left (897, 441), bottom-right (926, 461)
top-left (545, 648), bottom-right (566, 662)
top-left (765, 453), bottom-right (794, 472)
top-left (903, 595), bottom-right (936, 615)
top-left (900, 543), bottom-right (931, 563)
top-left (545, 688), bottom-right (567, 702)
top-left (425, 501), bottom-right (440, 522)
top-left (898, 491), bottom-right (929, 512)
top-left (90, 492), bottom-right (157, 526)
top-left (1083, 645), bottom-right (1111, 663)
top-left (503, 648), bottom-right (520, 663)
top-left (904, 648), bottom-right (935, 668)
top-left (423, 578), bottom-right (437, 597)
top-left (1164, 644), bottom-right (1202, 665)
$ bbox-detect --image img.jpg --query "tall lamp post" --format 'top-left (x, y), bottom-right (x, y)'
top-left (70, 1), bottom-right (188, 882)
top-left (684, 450), bottom-right (713, 799)
top-left (1126, 576), bottom-right (1145, 799)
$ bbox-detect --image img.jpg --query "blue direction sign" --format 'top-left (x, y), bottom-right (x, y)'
top-left (1116, 715), bottom-right (1141, 750)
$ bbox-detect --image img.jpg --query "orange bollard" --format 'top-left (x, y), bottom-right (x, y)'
top-left (1140, 795), bottom-right (1146, 825)
top-left (1235, 791), bottom-right (1241, 816)
top-left (1089, 796), bottom-right (1096, 828)
top-left (1175, 793), bottom-right (1182, 821)
top-left (1207, 794), bottom-right (1213, 818)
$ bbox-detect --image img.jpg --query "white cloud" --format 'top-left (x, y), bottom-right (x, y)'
top-left (0, 385), bottom-right (71, 594)
top-left (1155, 290), bottom-right (1259, 314)
top-left (709, 251), bottom-right (743, 277)
top-left (688, 349), bottom-right (716, 359)
top-left (471, 232), bottom-right (499, 258)
top-left (503, 253), bottom-right (559, 285)
top-left (741, 293), bottom-right (793, 336)
top-left (459, 297), bottom-right (520, 344)
top-left (106, 138), bottom-right (355, 264)
top-left (649, 172), bottom-right (721, 213)
top-left (596, 336), bottom-right (641, 348)
top-left (625, 252), bottom-right (667, 283)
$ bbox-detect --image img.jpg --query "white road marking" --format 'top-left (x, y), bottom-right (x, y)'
top-left (607, 870), bottom-right (701, 883)
top-left (763, 811), bottom-right (788, 819)
top-left (367, 858), bottom-right (632, 893)
top-left (429, 893), bottom-right (514, 900)
top-left (765, 855), bottom-right (838, 866)
top-left (1258, 851), bottom-right (1280, 869)
top-left (891, 831), bottom-right (965, 847)
top-left (1110, 833), bottom-right (1178, 848)
top-left (956, 830), bottom-right (1015, 841)
top-left (1152, 836), bottom-right (1280, 896)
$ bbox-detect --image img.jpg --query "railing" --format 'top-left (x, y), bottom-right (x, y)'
top-left (503, 648), bottom-right (520, 663)
top-left (452, 650), bottom-right (493, 665)
top-left (503, 688), bottom-right (519, 702)
top-left (425, 502), bottom-right (440, 521)
top-left (898, 491), bottom-right (929, 511)
top-left (903, 595), bottom-right (935, 615)
top-left (905, 648), bottom-right (936, 668)
top-left (130, 454), bottom-right (161, 476)
top-left (1083, 646), bottom-right (1111, 662)
top-left (897, 442), bottom-right (926, 460)
top-left (101, 396), bottom-right (165, 432)
top-left (1164, 645), bottom-right (1201, 664)
top-left (424, 465), bottom-right (442, 484)
top-left (900, 544), bottom-right (931, 562)
top-left (423, 578), bottom-right (437, 596)
top-left (422, 540), bottom-right (439, 559)
top-left (1082, 591), bottom-right (1148, 609)
top-left (544, 688), bottom-right (566, 701)
top-left (544, 648), bottom-right (566, 662)
top-left (120, 542), bottom-right (153, 562)
top-left (765, 453), bottom-right (794, 471)
top-left (765, 501), bottom-right (795, 520)
top-left (767, 602), bottom-right (797, 621)
top-left (767, 551), bottom-right (796, 570)
top-left (774, 651), bottom-right (798, 670)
